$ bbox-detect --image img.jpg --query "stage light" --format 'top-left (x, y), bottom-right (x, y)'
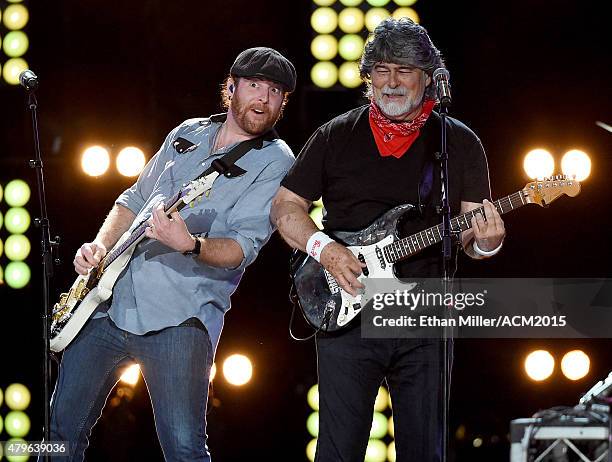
top-left (309, 205), bottom-right (324, 229)
top-left (306, 438), bottom-right (317, 462)
top-left (0, 414), bottom-right (3, 434)
top-left (367, 0), bottom-right (391, 6)
top-left (222, 353), bottom-right (253, 386)
top-left (0, 183), bottom-right (3, 202)
top-left (311, 34), bottom-right (338, 61)
top-left (365, 8), bottom-right (390, 31)
top-left (561, 149), bottom-right (591, 181)
top-left (4, 384), bottom-right (31, 411)
top-left (338, 8), bottom-right (365, 33)
top-left (340, 0), bottom-right (363, 5)
top-left (388, 441), bottom-right (396, 462)
top-left (365, 439), bottom-right (387, 462)
top-left (473, 437), bottom-right (483, 448)
top-left (210, 363), bottom-right (217, 382)
top-left (3, 4), bottom-right (29, 30)
top-left (311, 61), bottom-right (338, 88)
top-left (0, 264), bottom-right (3, 283)
top-left (338, 34), bottom-right (364, 61)
top-left (4, 207), bottom-right (30, 234)
top-left (525, 350), bottom-right (555, 381)
top-left (523, 149), bottom-right (554, 179)
top-left (0, 386), bottom-right (3, 406)
top-left (307, 384), bottom-right (319, 410)
top-left (339, 61), bottom-right (362, 89)
top-left (370, 412), bottom-right (388, 438)
top-left (2, 57), bottom-right (28, 85)
top-left (311, 7), bottom-right (338, 34)
top-left (392, 7), bottom-right (419, 22)
top-left (314, 0), bottom-right (336, 5)
top-left (116, 146), bottom-right (146, 177)
top-left (388, 415), bottom-right (394, 437)
top-left (394, 0), bottom-right (418, 5)
top-left (81, 145), bottom-right (110, 177)
top-left (307, 411), bottom-right (319, 437)
top-left (455, 424), bottom-right (466, 440)
top-left (561, 350), bottom-right (590, 381)
top-left (4, 179), bottom-right (30, 207)
top-left (4, 411), bottom-right (30, 438)
top-left (119, 364), bottom-right (140, 385)
top-left (4, 234), bottom-right (30, 261)
top-left (0, 211), bottom-right (3, 230)
top-left (4, 261), bottom-right (30, 289)
top-left (374, 386), bottom-right (389, 411)
top-left (2, 31), bottom-right (28, 57)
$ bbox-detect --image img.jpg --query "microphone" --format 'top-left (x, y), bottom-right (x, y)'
top-left (433, 68), bottom-right (451, 108)
top-left (19, 69), bottom-right (39, 91)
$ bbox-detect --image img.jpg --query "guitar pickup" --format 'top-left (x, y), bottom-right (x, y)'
top-left (357, 253), bottom-right (369, 276)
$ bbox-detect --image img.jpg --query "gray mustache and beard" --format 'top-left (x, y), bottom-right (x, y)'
top-left (230, 93), bottom-right (281, 135)
top-left (374, 85), bottom-right (425, 119)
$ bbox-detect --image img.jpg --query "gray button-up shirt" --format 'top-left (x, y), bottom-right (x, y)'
top-left (93, 116), bottom-right (294, 350)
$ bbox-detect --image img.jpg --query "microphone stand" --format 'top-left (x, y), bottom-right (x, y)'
top-left (24, 87), bottom-right (60, 461)
top-left (435, 100), bottom-right (454, 462)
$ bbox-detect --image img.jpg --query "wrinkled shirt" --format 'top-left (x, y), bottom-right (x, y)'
top-left (93, 115), bottom-right (294, 350)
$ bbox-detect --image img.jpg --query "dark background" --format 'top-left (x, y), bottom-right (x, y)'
top-left (1, 0), bottom-right (611, 460)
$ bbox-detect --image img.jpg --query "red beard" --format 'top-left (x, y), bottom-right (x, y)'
top-left (230, 94), bottom-right (280, 135)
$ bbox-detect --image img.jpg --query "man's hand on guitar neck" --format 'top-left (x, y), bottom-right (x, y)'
top-left (320, 242), bottom-right (366, 297)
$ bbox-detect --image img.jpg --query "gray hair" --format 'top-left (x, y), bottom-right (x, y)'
top-left (360, 17), bottom-right (445, 100)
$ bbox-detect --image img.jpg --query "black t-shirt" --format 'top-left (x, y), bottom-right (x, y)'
top-left (281, 105), bottom-right (491, 276)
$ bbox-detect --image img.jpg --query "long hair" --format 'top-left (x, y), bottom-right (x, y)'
top-left (359, 18), bottom-right (445, 100)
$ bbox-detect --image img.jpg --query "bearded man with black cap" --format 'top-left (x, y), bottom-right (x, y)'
top-left (272, 19), bottom-right (505, 461)
top-left (49, 47), bottom-right (296, 461)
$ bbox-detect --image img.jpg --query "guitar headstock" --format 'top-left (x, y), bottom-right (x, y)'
top-left (181, 173), bottom-right (219, 206)
top-left (523, 175), bottom-right (581, 206)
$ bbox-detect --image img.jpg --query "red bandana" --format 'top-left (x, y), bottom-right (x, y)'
top-left (368, 99), bottom-right (436, 158)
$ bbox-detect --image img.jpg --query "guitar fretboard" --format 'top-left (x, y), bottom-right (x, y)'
top-left (100, 189), bottom-right (185, 272)
top-left (382, 191), bottom-right (526, 263)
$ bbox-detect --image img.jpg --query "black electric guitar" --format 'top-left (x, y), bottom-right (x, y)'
top-left (291, 176), bottom-right (581, 332)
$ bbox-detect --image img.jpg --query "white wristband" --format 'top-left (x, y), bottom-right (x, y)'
top-left (306, 231), bottom-right (334, 262)
top-left (472, 240), bottom-right (503, 257)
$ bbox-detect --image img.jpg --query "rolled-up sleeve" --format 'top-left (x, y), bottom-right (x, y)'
top-left (116, 125), bottom-right (182, 214)
top-left (219, 159), bottom-right (293, 271)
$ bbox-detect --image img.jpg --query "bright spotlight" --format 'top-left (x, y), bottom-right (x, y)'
top-left (338, 34), bottom-right (365, 61)
top-left (0, 212), bottom-right (3, 231)
top-left (311, 7), bottom-right (338, 34)
top-left (209, 363), bottom-right (217, 382)
top-left (4, 411), bottom-right (30, 438)
top-left (473, 437), bottom-right (483, 448)
top-left (307, 411), bottom-right (319, 437)
top-left (4, 207), bottom-right (30, 234)
top-left (311, 35), bottom-right (338, 61)
top-left (4, 179), bottom-right (31, 207)
top-left (338, 8), bottom-right (365, 33)
top-left (4, 383), bottom-right (31, 411)
top-left (222, 353), bottom-right (253, 386)
top-left (370, 412), bottom-right (388, 439)
top-left (525, 350), bottom-right (555, 381)
top-left (314, 0), bottom-right (335, 5)
top-left (367, 0), bottom-right (391, 5)
top-left (306, 438), bottom-right (317, 462)
top-left (523, 149), bottom-right (554, 179)
top-left (2, 57), bottom-right (28, 85)
top-left (388, 415), bottom-right (394, 437)
top-left (4, 235), bottom-right (31, 261)
top-left (374, 386), bottom-right (389, 411)
top-left (387, 441), bottom-right (396, 462)
top-left (340, 0), bottom-right (363, 5)
top-left (307, 384), bottom-right (319, 410)
top-left (365, 439), bottom-right (387, 462)
top-left (394, 0), bottom-right (418, 5)
top-left (2, 31), bottom-right (29, 57)
top-left (561, 149), bottom-right (591, 181)
top-left (311, 61), bottom-right (338, 88)
top-left (392, 7), bottom-right (420, 22)
top-left (82, 146), bottom-right (110, 177)
top-left (4, 261), bottom-right (31, 289)
top-left (116, 146), bottom-right (146, 177)
top-left (3, 4), bottom-right (29, 29)
top-left (365, 8), bottom-right (391, 32)
top-left (561, 350), bottom-right (590, 381)
top-left (120, 364), bottom-right (141, 385)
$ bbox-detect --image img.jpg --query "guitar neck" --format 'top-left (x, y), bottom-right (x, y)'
top-left (100, 190), bottom-right (187, 271)
top-left (383, 190), bottom-right (527, 263)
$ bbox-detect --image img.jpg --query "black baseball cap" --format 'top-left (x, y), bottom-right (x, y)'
top-left (230, 47), bottom-right (297, 93)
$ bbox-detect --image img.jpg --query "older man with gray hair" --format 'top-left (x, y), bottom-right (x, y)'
top-left (272, 18), bottom-right (504, 461)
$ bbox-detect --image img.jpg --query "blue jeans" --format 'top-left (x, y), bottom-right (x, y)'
top-left (49, 316), bottom-right (213, 461)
